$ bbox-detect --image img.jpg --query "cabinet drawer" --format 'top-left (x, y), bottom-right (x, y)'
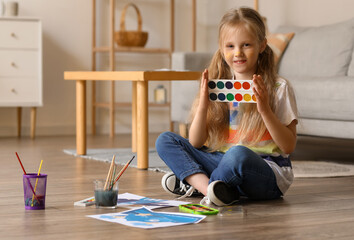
top-left (0, 50), bottom-right (39, 77)
top-left (0, 20), bottom-right (40, 49)
top-left (0, 77), bottom-right (41, 106)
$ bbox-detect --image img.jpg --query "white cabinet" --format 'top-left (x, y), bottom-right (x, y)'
top-left (0, 17), bottom-right (42, 138)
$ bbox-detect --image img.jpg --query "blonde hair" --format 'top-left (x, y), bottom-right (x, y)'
top-left (189, 7), bottom-right (277, 151)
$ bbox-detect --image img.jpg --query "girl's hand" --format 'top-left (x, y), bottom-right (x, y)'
top-left (188, 69), bottom-right (210, 148)
top-left (199, 69), bottom-right (210, 110)
top-left (252, 74), bottom-right (297, 154)
top-left (252, 74), bottom-right (271, 114)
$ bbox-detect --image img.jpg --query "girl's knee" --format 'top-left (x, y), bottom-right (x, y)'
top-left (156, 131), bottom-right (171, 147)
top-left (226, 146), bottom-right (253, 163)
top-left (227, 145), bottom-right (253, 156)
top-left (155, 131), bottom-right (181, 151)
top-left (222, 145), bottom-right (261, 172)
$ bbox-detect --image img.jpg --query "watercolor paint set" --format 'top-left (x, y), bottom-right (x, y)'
top-left (179, 204), bottom-right (219, 215)
top-left (208, 79), bottom-right (256, 103)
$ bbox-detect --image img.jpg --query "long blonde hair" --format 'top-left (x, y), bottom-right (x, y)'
top-left (189, 7), bottom-right (277, 151)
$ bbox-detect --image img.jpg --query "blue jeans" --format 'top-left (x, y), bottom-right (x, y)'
top-left (155, 131), bottom-right (282, 200)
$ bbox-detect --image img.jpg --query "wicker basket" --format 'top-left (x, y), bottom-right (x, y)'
top-left (115, 3), bottom-right (148, 47)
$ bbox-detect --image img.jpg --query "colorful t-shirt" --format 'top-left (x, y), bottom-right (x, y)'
top-left (221, 77), bottom-right (298, 194)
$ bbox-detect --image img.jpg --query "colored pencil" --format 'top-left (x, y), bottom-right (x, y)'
top-left (104, 155), bottom-right (116, 190)
top-left (31, 160), bottom-right (43, 206)
top-left (111, 156), bottom-right (135, 189)
top-left (15, 152), bottom-right (39, 201)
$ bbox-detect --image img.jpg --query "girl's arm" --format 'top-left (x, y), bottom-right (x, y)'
top-left (188, 69), bottom-right (210, 148)
top-left (253, 75), bottom-right (297, 154)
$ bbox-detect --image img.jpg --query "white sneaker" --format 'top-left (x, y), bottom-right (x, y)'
top-left (206, 180), bottom-right (239, 206)
top-left (200, 196), bottom-right (212, 205)
top-left (161, 172), bottom-right (201, 199)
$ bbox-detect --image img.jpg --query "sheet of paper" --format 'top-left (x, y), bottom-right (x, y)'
top-left (117, 192), bottom-right (190, 209)
top-left (87, 207), bottom-right (205, 229)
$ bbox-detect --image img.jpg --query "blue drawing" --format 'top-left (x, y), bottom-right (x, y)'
top-left (122, 208), bottom-right (200, 223)
top-left (117, 197), bottom-right (170, 207)
top-left (91, 207), bottom-right (205, 229)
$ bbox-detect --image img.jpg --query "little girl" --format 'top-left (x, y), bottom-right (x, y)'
top-left (156, 7), bottom-right (298, 206)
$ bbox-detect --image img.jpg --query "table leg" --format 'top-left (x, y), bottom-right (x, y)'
top-left (131, 81), bottom-right (137, 152)
top-left (17, 107), bottom-right (22, 137)
top-left (30, 107), bottom-right (36, 139)
top-left (109, 81), bottom-right (115, 138)
top-left (76, 80), bottom-right (87, 155)
top-left (137, 80), bottom-right (148, 169)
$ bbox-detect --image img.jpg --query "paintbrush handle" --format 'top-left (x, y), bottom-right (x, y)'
top-left (15, 152), bottom-right (39, 201)
top-left (26, 178), bottom-right (39, 201)
top-left (111, 156), bottom-right (135, 188)
top-left (104, 155), bottom-right (116, 190)
top-left (31, 160), bottom-right (43, 206)
top-left (16, 152), bottom-right (27, 174)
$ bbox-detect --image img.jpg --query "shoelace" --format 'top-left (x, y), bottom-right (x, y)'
top-left (200, 196), bottom-right (211, 205)
top-left (177, 181), bottom-right (196, 200)
top-left (176, 183), bottom-right (213, 206)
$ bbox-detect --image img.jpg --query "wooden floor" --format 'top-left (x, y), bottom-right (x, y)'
top-left (1, 134), bottom-right (354, 240)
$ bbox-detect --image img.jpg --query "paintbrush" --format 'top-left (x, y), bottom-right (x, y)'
top-left (104, 155), bottom-right (116, 190)
top-left (15, 152), bottom-right (39, 201)
top-left (110, 156), bottom-right (135, 190)
top-left (31, 160), bottom-right (43, 206)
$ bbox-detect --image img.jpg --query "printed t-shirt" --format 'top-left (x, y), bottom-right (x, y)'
top-left (220, 77), bottom-right (298, 194)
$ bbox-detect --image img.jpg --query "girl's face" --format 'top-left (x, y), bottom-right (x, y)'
top-left (221, 23), bottom-right (266, 80)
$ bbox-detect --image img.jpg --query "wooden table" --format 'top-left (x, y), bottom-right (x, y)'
top-left (64, 70), bottom-right (201, 169)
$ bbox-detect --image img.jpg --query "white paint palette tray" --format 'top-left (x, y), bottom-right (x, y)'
top-left (208, 79), bottom-right (256, 103)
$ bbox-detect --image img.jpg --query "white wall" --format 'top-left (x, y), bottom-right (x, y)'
top-left (0, 0), bottom-right (353, 137)
top-left (0, 0), bottom-right (91, 136)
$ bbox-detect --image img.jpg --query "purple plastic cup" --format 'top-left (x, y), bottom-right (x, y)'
top-left (23, 173), bottom-right (47, 210)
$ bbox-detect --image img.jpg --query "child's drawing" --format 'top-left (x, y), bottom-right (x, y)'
top-left (117, 192), bottom-right (190, 209)
top-left (87, 207), bottom-right (205, 229)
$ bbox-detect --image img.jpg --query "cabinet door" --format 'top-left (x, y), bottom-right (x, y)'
top-left (0, 77), bottom-right (41, 106)
top-left (0, 50), bottom-right (39, 77)
top-left (0, 20), bottom-right (39, 49)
